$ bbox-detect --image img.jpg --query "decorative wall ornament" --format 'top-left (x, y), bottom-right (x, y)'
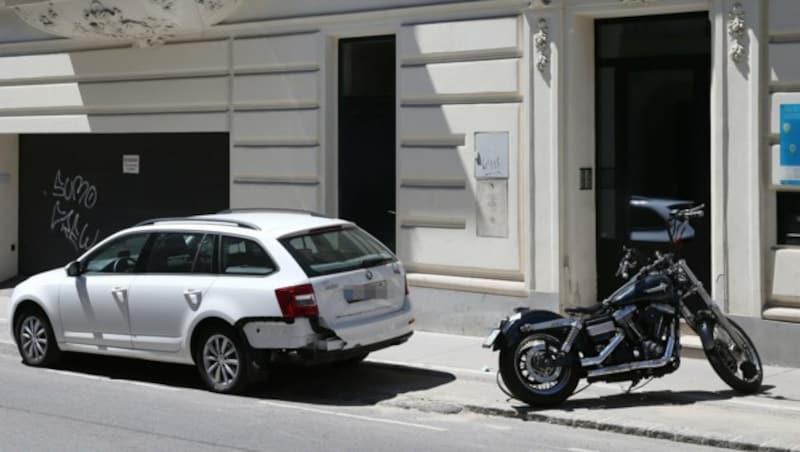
top-left (13, 0), bottom-right (241, 47)
top-left (534, 18), bottom-right (550, 73)
top-left (727, 2), bottom-right (747, 63)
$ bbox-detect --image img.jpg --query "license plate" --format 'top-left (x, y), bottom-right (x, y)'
top-left (344, 281), bottom-right (388, 303)
top-left (482, 328), bottom-right (501, 348)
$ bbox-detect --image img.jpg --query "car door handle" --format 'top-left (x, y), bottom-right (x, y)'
top-left (183, 289), bottom-right (203, 307)
top-left (111, 287), bottom-right (127, 303)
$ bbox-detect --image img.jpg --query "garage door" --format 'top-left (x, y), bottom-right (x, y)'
top-left (19, 133), bottom-right (229, 275)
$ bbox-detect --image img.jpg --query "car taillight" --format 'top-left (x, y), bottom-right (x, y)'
top-left (275, 283), bottom-right (319, 318)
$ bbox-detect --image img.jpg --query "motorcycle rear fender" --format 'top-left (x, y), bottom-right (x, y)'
top-left (490, 309), bottom-right (569, 351)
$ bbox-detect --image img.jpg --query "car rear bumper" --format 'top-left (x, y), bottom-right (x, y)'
top-left (240, 301), bottom-right (415, 355)
top-left (297, 331), bottom-right (413, 364)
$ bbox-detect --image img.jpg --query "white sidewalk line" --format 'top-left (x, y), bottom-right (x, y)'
top-left (721, 398), bottom-right (800, 413)
top-left (368, 358), bottom-right (493, 377)
top-left (414, 330), bottom-right (486, 341)
top-left (260, 400), bottom-right (447, 432)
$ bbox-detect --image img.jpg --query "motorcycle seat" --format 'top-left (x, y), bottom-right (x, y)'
top-left (565, 304), bottom-right (604, 315)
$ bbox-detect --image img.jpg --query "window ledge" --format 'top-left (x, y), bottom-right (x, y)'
top-left (407, 273), bottom-right (528, 297)
top-left (763, 306), bottom-right (800, 323)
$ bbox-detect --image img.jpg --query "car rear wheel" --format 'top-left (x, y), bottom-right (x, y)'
top-left (15, 309), bottom-right (62, 367)
top-left (195, 328), bottom-right (249, 394)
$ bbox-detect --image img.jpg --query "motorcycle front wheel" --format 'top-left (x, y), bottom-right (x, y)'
top-left (705, 318), bottom-right (763, 393)
top-left (499, 332), bottom-right (579, 406)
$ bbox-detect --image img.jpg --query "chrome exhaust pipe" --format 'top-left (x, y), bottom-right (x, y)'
top-left (586, 323), bottom-right (676, 378)
top-left (581, 331), bottom-right (624, 367)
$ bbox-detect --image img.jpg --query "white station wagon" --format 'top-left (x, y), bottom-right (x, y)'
top-left (9, 210), bottom-right (414, 393)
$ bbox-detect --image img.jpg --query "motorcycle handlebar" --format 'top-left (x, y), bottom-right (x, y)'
top-left (670, 204), bottom-right (705, 221)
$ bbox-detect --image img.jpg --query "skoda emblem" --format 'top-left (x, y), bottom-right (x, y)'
top-left (365, 270), bottom-right (374, 280)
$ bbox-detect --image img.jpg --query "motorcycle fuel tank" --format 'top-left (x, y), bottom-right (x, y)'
top-left (609, 273), bottom-right (674, 306)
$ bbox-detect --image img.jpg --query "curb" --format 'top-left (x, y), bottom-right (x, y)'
top-left (365, 359), bottom-right (799, 452)
top-left (381, 396), bottom-right (798, 452)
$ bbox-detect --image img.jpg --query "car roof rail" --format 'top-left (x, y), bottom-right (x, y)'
top-left (135, 217), bottom-right (261, 230)
top-left (216, 207), bottom-right (327, 217)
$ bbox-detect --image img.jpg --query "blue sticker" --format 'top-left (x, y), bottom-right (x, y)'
top-left (780, 104), bottom-right (800, 185)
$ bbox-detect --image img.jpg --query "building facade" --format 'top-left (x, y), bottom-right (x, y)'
top-left (0, 0), bottom-right (799, 365)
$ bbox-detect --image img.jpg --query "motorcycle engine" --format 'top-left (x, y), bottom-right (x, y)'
top-left (614, 303), bottom-right (676, 361)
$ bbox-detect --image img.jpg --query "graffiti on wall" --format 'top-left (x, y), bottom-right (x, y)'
top-left (49, 169), bottom-right (101, 252)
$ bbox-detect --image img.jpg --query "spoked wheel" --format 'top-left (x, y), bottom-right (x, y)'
top-left (499, 332), bottom-right (579, 407)
top-left (15, 309), bottom-right (62, 367)
top-left (196, 329), bottom-right (249, 394)
top-left (705, 318), bottom-right (763, 393)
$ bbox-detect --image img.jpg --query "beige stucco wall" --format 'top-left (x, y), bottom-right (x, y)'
top-left (0, 134), bottom-right (18, 282)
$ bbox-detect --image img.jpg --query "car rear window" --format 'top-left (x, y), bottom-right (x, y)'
top-left (279, 226), bottom-right (396, 277)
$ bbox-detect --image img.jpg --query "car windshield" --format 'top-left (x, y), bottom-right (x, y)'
top-left (279, 226), bottom-right (396, 277)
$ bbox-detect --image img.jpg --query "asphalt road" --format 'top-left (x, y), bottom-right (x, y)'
top-left (0, 352), bottom-right (729, 452)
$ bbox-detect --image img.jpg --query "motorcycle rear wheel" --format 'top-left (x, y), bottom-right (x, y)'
top-left (705, 318), bottom-right (763, 393)
top-left (499, 332), bottom-right (579, 407)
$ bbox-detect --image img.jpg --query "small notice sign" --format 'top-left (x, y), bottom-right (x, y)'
top-left (123, 155), bottom-right (140, 175)
top-left (475, 132), bottom-right (509, 180)
top-left (780, 104), bottom-right (800, 186)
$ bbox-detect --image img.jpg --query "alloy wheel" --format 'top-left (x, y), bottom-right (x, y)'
top-left (202, 334), bottom-right (241, 390)
top-left (20, 316), bottom-right (48, 363)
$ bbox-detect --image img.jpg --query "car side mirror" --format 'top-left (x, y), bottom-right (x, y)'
top-left (66, 261), bottom-right (82, 277)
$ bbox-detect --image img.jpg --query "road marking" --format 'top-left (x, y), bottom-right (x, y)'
top-left (115, 380), bottom-right (180, 391)
top-left (260, 400), bottom-right (447, 432)
top-left (42, 368), bottom-right (105, 382)
top-left (41, 368), bottom-right (178, 391)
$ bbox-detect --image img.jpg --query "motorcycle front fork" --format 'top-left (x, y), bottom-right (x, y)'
top-left (676, 259), bottom-right (739, 350)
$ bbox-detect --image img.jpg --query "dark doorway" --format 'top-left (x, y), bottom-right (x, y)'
top-left (338, 35), bottom-right (396, 250)
top-left (19, 133), bottom-right (229, 275)
top-left (595, 13), bottom-right (711, 298)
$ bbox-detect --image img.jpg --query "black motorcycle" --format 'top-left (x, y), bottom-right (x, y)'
top-left (484, 202), bottom-right (763, 406)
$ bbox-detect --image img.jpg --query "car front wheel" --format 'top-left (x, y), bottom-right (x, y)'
top-left (15, 309), bottom-right (62, 367)
top-left (195, 328), bottom-right (249, 394)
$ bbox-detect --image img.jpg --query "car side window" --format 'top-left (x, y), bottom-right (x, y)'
top-left (144, 232), bottom-right (205, 274)
top-left (192, 234), bottom-right (217, 274)
top-left (84, 234), bottom-right (150, 274)
top-left (221, 236), bottom-right (276, 276)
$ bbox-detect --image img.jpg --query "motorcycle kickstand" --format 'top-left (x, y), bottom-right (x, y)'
top-left (624, 379), bottom-right (641, 394)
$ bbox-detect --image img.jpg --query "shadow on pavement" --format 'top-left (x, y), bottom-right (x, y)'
top-left (513, 385), bottom-right (777, 414)
top-left (53, 353), bottom-right (456, 406)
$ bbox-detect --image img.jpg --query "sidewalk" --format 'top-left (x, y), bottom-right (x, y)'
top-left (369, 331), bottom-right (800, 451)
